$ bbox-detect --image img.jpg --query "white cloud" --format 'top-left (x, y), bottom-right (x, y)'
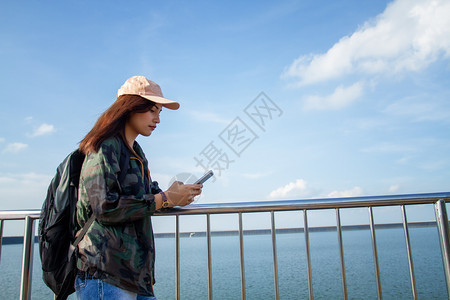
top-left (327, 186), bottom-right (364, 198)
top-left (396, 155), bottom-right (415, 165)
top-left (383, 95), bottom-right (450, 122)
top-left (242, 172), bottom-right (271, 179)
top-left (31, 123), bottom-right (56, 137)
top-left (188, 110), bottom-right (232, 125)
top-left (389, 184), bottom-right (400, 193)
top-left (283, 0), bottom-right (450, 86)
top-left (0, 172), bottom-right (51, 185)
top-left (0, 137), bottom-right (5, 143)
top-left (268, 179), bottom-right (308, 200)
top-left (304, 81), bottom-right (364, 110)
top-left (3, 142), bottom-right (28, 153)
top-left (220, 1), bottom-right (301, 32)
top-left (0, 172), bottom-right (52, 210)
top-left (362, 142), bottom-right (416, 153)
top-left (419, 159), bottom-right (449, 171)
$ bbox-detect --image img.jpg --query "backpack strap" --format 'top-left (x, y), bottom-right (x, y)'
top-left (73, 214), bottom-right (95, 247)
top-left (68, 214), bottom-right (95, 259)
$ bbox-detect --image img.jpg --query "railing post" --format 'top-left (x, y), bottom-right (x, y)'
top-left (20, 216), bottom-right (35, 300)
top-left (303, 209), bottom-right (313, 300)
top-left (175, 214), bottom-right (180, 300)
top-left (270, 211), bottom-right (279, 299)
top-left (335, 208), bottom-right (348, 300)
top-left (239, 212), bottom-right (246, 300)
top-left (434, 199), bottom-right (450, 296)
top-left (206, 213), bottom-right (213, 300)
top-left (401, 205), bottom-right (417, 299)
top-left (368, 207), bottom-right (382, 300)
top-left (0, 219), bottom-right (4, 263)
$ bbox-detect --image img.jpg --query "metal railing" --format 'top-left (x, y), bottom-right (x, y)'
top-left (1, 192), bottom-right (450, 300)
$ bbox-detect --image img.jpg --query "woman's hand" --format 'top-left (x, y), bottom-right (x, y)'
top-left (165, 181), bottom-right (203, 207)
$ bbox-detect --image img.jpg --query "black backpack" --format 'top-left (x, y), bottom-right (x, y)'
top-left (38, 141), bottom-right (129, 299)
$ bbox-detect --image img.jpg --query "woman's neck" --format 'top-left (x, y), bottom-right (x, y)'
top-left (124, 125), bottom-right (138, 150)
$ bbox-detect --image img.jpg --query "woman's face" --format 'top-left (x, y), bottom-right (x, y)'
top-left (127, 104), bottom-right (162, 137)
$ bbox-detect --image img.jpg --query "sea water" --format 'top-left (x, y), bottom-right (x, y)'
top-left (0, 226), bottom-right (447, 299)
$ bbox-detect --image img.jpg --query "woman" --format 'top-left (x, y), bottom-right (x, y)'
top-left (75, 75), bottom-right (202, 299)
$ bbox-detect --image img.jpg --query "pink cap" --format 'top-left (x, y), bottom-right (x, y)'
top-left (117, 76), bottom-right (180, 110)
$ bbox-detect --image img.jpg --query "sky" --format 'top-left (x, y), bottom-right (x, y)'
top-left (1, 0), bottom-right (449, 235)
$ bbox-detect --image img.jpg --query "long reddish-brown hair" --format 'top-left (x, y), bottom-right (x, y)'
top-left (79, 95), bottom-right (156, 154)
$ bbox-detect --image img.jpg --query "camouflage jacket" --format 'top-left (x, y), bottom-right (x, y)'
top-left (76, 136), bottom-right (161, 296)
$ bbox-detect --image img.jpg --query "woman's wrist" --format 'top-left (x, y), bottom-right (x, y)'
top-left (160, 191), bottom-right (170, 208)
top-left (154, 193), bottom-right (163, 210)
top-left (154, 191), bottom-right (171, 210)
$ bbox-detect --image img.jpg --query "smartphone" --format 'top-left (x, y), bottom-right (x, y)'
top-left (194, 170), bottom-right (214, 184)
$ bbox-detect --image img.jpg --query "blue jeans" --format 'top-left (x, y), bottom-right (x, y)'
top-left (75, 275), bottom-right (157, 300)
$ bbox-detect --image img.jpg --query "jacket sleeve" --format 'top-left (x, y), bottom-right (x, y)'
top-left (79, 139), bottom-right (156, 225)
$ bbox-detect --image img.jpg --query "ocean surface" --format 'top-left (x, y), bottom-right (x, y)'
top-left (0, 226), bottom-right (447, 299)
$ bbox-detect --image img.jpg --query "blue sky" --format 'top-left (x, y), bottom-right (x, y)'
top-left (1, 0), bottom-right (449, 235)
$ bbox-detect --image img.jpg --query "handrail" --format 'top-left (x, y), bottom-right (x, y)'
top-left (161, 192), bottom-right (450, 215)
top-left (1, 192), bottom-right (450, 300)
top-left (0, 192), bottom-right (449, 220)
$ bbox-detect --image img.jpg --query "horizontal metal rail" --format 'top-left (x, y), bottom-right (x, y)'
top-left (158, 192), bottom-right (450, 215)
top-left (1, 193), bottom-right (449, 221)
top-left (0, 192), bottom-right (449, 300)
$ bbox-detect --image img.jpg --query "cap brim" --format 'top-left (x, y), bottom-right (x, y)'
top-left (139, 94), bottom-right (180, 110)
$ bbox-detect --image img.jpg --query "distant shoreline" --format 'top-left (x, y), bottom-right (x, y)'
top-left (1, 221), bottom-right (438, 245)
